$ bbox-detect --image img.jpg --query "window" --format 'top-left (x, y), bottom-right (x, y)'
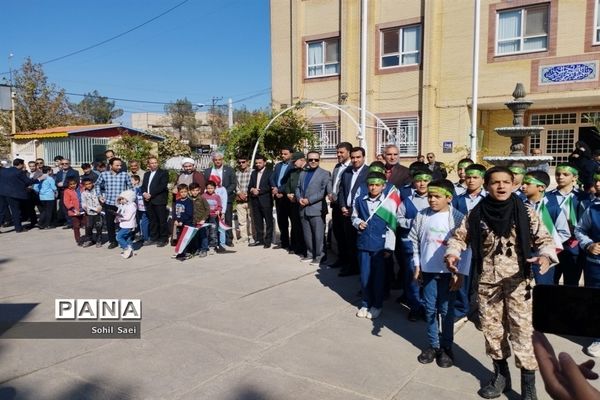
top-left (380, 25), bottom-right (421, 68)
top-left (310, 122), bottom-right (339, 158)
top-left (376, 117), bottom-right (419, 156)
top-left (496, 5), bottom-right (549, 55)
top-left (306, 38), bottom-right (340, 78)
top-left (595, 0), bottom-right (600, 43)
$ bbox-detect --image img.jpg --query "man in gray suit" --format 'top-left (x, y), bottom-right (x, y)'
top-left (295, 150), bottom-right (331, 266)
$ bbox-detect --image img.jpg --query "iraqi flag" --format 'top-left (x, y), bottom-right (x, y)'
top-left (374, 186), bottom-right (401, 230)
top-left (175, 225), bottom-right (199, 255)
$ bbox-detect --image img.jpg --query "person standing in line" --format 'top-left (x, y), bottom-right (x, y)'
top-left (140, 156), bottom-right (169, 247)
top-left (285, 152), bottom-right (308, 257)
top-left (454, 158), bottom-right (474, 196)
top-left (328, 142), bottom-right (353, 269)
top-left (127, 160), bottom-right (145, 181)
top-left (80, 177), bottom-right (104, 247)
top-left (34, 166), bottom-right (57, 230)
top-left (270, 146), bottom-right (294, 250)
top-left (295, 151), bottom-right (331, 266)
top-left (203, 151), bottom-right (236, 246)
top-left (235, 155), bottom-right (254, 245)
top-left (248, 155), bottom-right (274, 248)
top-left (95, 157), bottom-right (132, 249)
top-left (63, 178), bottom-right (85, 246)
top-left (54, 158), bottom-right (80, 228)
top-left (426, 152), bottom-right (448, 180)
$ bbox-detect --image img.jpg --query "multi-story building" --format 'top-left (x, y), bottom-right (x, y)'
top-left (271, 0), bottom-right (600, 167)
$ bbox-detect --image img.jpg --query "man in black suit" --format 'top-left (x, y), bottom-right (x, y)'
top-left (426, 152), bottom-right (447, 180)
top-left (141, 156), bottom-right (169, 247)
top-left (269, 146), bottom-right (294, 250)
top-left (0, 158), bottom-right (45, 233)
top-left (338, 147), bottom-right (369, 277)
top-left (247, 155), bottom-right (274, 248)
top-left (328, 142), bottom-right (353, 268)
top-left (54, 158), bottom-right (80, 228)
top-left (203, 151), bottom-right (236, 246)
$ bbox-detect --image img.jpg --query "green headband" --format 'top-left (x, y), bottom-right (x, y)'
top-left (556, 165), bottom-right (579, 176)
top-left (367, 178), bottom-right (385, 185)
top-left (594, 173), bottom-right (600, 182)
top-left (509, 166), bottom-right (526, 176)
top-left (523, 176), bottom-right (546, 187)
top-left (413, 173), bottom-right (432, 182)
top-left (465, 169), bottom-right (485, 177)
top-left (458, 162), bottom-right (473, 169)
top-left (428, 186), bottom-right (453, 197)
top-left (369, 166), bottom-right (386, 174)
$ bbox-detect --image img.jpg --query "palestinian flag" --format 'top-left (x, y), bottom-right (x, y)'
top-left (539, 200), bottom-right (564, 253)
top-left (174, 226), bottom-right (199, 255)
top-left (375, 186), bottom-right (401, 230)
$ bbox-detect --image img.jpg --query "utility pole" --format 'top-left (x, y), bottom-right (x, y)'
top-left (210, 96), bottom-right (223, 146)
top-left (227, 98), bottom-right (233, 128)
top-left (9, 53), bottom-right (16, 135)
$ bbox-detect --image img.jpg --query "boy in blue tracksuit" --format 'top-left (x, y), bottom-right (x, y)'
top-left (575, 172), bottom-right (600, 357)
top-left (410, 179), bottom-right (466, 368)
top-left (546, 163), bottom-right (584, 285)
top-left (352, 171), bottom-right (397, 320)
top-left (395, 167), bottom-right (432, 321)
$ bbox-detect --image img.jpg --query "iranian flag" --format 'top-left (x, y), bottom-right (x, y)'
top-left (218, 218), bottom-right (233, 231)
top-left (539, 200), bottom-right (564, 253)
top-left (175, 226), bottom-right (199, 255)
top-left (373, 186), bottom-right (401, 230)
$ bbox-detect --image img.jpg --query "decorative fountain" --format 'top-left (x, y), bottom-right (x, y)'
top-left (483, 83), bottom-right (553, 168)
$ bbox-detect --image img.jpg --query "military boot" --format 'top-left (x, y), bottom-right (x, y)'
top-left (478, 359), bottom-right (512, 399)
top-left (521, 369), bottom-right (537, 400)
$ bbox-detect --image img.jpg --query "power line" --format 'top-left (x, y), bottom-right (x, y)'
top-left (0, 0), bottom-right (190, 75)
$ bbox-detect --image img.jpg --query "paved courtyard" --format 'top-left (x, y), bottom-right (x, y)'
top-left (0, 227), bottom-right (597, 399)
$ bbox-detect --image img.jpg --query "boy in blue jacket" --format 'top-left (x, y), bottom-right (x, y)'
top-left (352, 171), bottom-right (397, 320)
top-left (172, 184), bottom-right (194, 260)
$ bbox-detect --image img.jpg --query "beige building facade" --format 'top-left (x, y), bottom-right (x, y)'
top-left (271, 0), bottom-right (600, 167)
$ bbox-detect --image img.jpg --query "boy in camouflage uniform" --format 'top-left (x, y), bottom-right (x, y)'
top-left (445, 166), bottom-right (557, 400)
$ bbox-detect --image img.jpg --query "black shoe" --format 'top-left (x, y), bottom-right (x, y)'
top-left (156, 241), bottom-right (167, 248)
top-left (225, 241), bottom-right (234, 247)
top-left (107, 242), bottom-right (118, 249)
top-left (436, 347), bottom-right (454, 368)
top-left (248, 242), bottom-right (264, 247)
top-left (417, 347), bottom-right (439, 364)
top-left (408, 309), bottom-right (424, 322)
top-left (263, 243), bottom-right (271, 249)
top-left (273, 244), bottom-right (287, 250)
top-left (521, 369), bottom-right (537, 400)
top-left (478, 359), bottom-right (512, 399)
top-left (216, 246), bottom-right (226, 253)
top-left (143, 240), bottom-right (156, 246)
top-left (62, 225), bottom-right (72, 230)
top-left (327, 261), bottom-right (346, 269)
top-left (338, 269), bottom-right (359, 277)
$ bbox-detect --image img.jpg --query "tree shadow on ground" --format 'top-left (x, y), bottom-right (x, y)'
top-left (0, 303), bottom-right (38, 335)
top-left (0, 378), bottom-right (135, 400)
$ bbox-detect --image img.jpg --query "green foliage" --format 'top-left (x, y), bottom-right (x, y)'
top-left (112, 134), bottom-right (154, 163)
top-left (164, 98), bottom-right (196, 134)
top-left (73, 90), bottom-right (123, 124)
top-left (222, 110), bottom-right (316, 161)
top-left (0, 58), bottom-right (73, 132)
top-left (158, 135), bottom-right (192, 160)
top-left (0, 134), bottom-right (10, 159)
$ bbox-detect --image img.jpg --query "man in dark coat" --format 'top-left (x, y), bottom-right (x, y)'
top-left (0, 158), bottom-right (45, 233)
top-left (248, 155), bottom-right (274, 248)
top-left (203, 151), bottom-right (236, 246)
top-left (269, 146), bottom-right (294, 250)
top-left (426, 152), bottom-right (448, 180)
top-left (54, 158), bottom-right (80, 227)
top-left (141, 156), bottom-right (169, 247)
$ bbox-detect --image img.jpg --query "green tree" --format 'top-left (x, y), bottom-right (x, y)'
top-left (158, 135), bottom-right (192, 160)
top-left (0, 58), bottom-right (73, 132)
top-left (74, 90), bottom-right (123, 124)
top-left (222, 109), bottom-right (316, 161)
top-left (164, 98), bottom-right (196, 137)
top-left (112, 134), bottom-right (154, 163)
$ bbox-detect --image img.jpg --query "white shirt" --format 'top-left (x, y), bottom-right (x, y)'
top-left (346, 164), bottom-right (366, 206)
top-left (333, 160), bottom-right (350, 196)
top-left (147, 170), bottom-right (157, 191)
top-left (417, 211), bottom-right (468, 274)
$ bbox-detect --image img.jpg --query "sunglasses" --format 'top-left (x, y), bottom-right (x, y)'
top-left (61, 163), bottom-right (70, 165)
top-left (237, 161), bottom-right (247, 164)
top-left (307, 158), bottom-right (320, 162)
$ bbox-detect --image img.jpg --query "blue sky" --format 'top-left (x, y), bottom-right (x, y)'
top-left (1, 0), bottom-right (271, 124)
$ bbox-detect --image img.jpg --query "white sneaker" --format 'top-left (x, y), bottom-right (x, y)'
top-left (367, 307), bottom-right (382, 319)
top-left (121, 247), bottom-right (133, 259)
top-left (586, 340), bottom-right (600, 357)
top-left (356, 307), bottom-right (369, 318)
top-left (208, 248), bottom-right (216, 255)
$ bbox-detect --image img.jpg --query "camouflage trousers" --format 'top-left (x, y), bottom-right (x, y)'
top-left (477, 277), bottom-right (537, 370)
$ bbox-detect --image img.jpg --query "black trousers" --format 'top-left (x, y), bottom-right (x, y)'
top-left (103, 204), bottom-right (118, 244)
top-left (341, 214), bottom-right (359, 273)
top-left (250, 197), bottom-right (274, 245)
top-left (85, 214), bottom-right (104, 243)
top-left (554, 246), bottom-right (584, 286)
top-left (331, 204), bottom-right (348, 265)
top-left (0, 196), bottom-right (23, 232)
top-left (146, 203), bottom-right (169, 243)
top-left (225, 201), bottom-right (234, 245)
top-left (274, 196), bottom-right (291, 247)
top-left (38, 200), bottom-right (55, 228)
top-left (289, 202), bottom-right (306, 255)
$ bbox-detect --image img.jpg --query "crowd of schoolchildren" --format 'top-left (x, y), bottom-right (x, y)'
top-left (2, 141), bottom-right (600, 400)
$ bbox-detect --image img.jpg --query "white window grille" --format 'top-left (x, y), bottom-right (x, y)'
top-left (595, 0), bottom-right (600, 44)
top-left (496, 5), bottom-right (549, 55)
top-left (310, 122), bottom-right (339, 158)
top-left (43, 137), bottom-right (110, 166)
top-left (380, 25), bottom-right (421, 68)
top-left (376, 117), bottom-right (419, 156)
top-left (306, 38), bottom-right (340, 78)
